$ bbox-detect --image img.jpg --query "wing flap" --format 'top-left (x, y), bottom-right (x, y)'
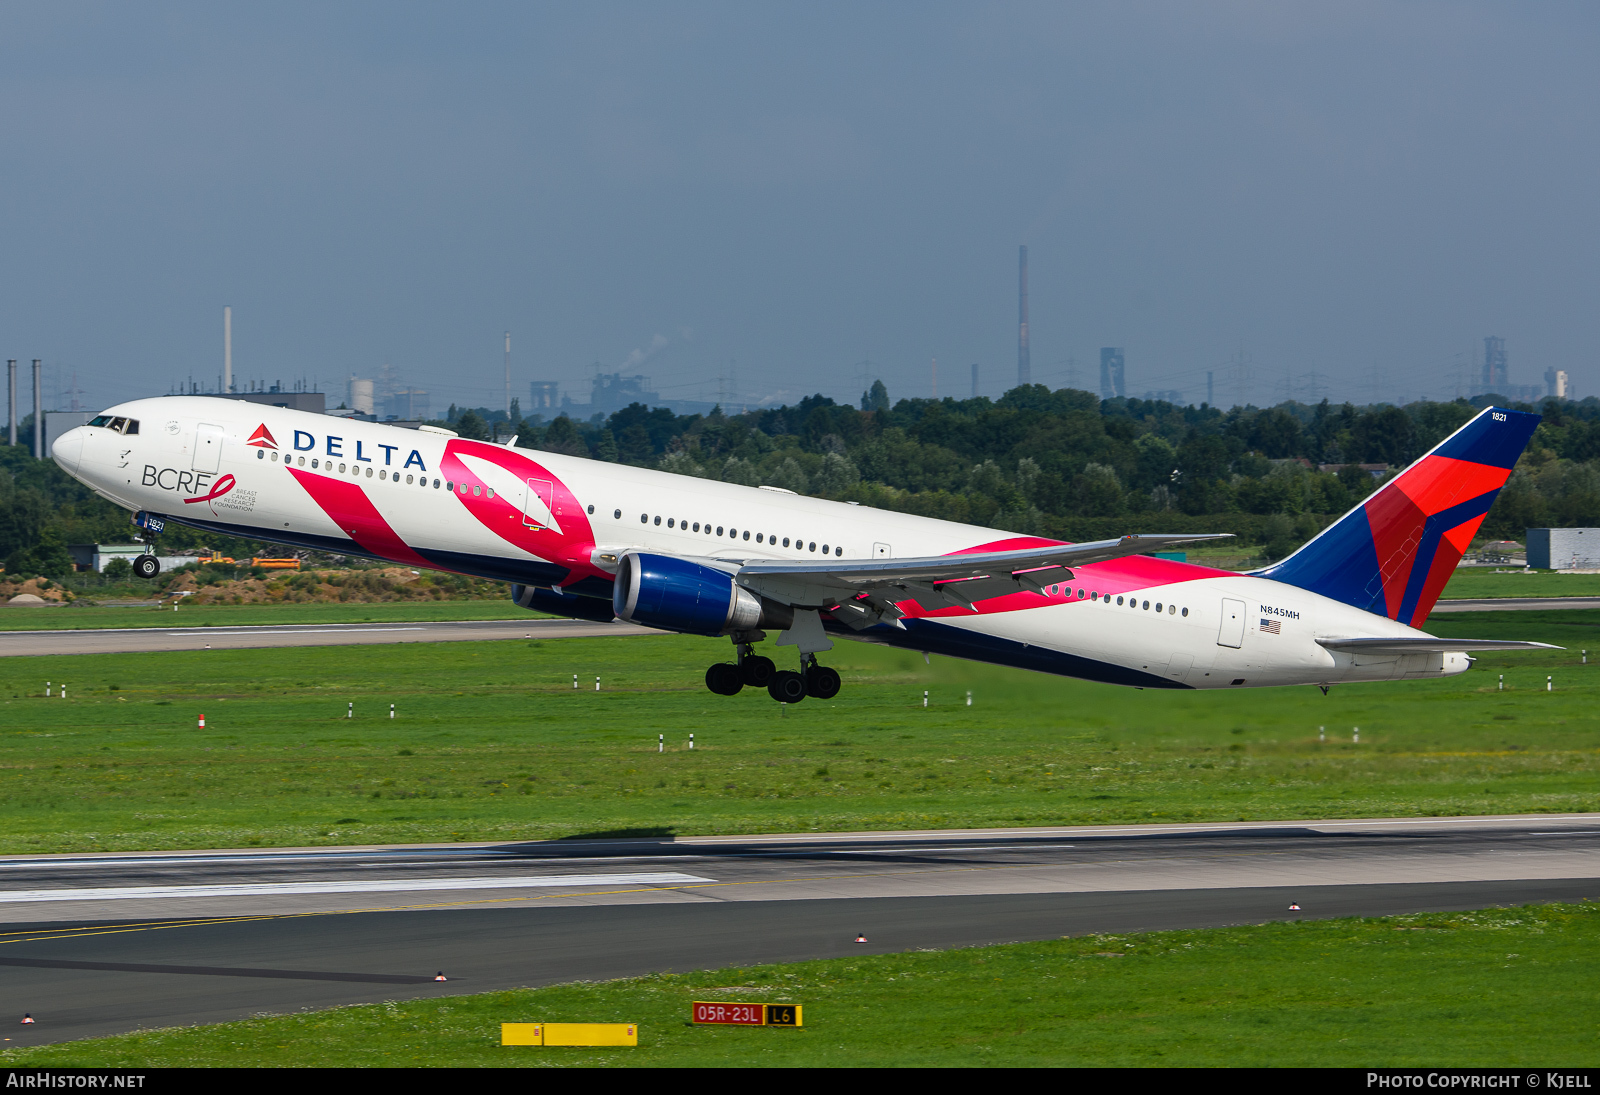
top-left (738, 533), bottom-right (1231, 612)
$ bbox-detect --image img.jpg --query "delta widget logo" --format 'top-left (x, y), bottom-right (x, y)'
top-left (247, 424), bottom-right (278, 449)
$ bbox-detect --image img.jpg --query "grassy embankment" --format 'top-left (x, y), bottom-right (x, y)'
top-left (0, 598), bottom-right (532, 632)
top-left (0, 607), bottom-right (1594, 853)
top-left (5, 903), bottom-right (1595, 1067)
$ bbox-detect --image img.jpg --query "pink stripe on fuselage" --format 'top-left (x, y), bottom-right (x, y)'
top-left (287, 468), bottom-right (436, 569)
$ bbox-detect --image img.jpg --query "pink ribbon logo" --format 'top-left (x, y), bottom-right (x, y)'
top-left (184, 474), bottom-right (236, 505)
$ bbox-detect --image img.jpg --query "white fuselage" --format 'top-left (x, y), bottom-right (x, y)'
top-left (53, 397), bottom-right (1465, 690)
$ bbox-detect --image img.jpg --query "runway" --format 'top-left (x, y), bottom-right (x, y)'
top-left (3, 814), bottom-right (1597, 1046)
top-left (1429, 595), bottom-right (1600, 612)
top-left (0, 616), bottom-right (656, 657)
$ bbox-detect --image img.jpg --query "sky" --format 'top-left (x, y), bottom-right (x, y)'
top-left (2, 1), bottom-right (1598, 415)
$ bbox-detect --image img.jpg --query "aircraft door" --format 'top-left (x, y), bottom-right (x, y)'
top-left (1217, 598), bottom-right (1246, 648)
top-left (523, 479), bottom-right (555, 529)
top-left (193, 423), bottom-right (223, 474)
top-left (873, 542), bottom-right (892, 558)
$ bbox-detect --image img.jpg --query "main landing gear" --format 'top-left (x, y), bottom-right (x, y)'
top-left (704, 642), bottom-right (838, 702)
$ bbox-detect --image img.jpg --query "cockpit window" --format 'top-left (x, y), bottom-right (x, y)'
top-left (91, 416), bottom-right (139, 434)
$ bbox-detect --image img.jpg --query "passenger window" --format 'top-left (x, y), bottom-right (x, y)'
top-left (821, 544), bottom-right (829, 554)
top-left (366, 467), bottom-right (373, 477)
top-left (472, 484), bottom-right (481, 496)
top-left (729, 528), bottom-right (737, 538)
top-left (654, 516), bottom-right (662, 526)
top-left (1050, 585), bottom-right (1057, 596)
top-left (1168, 604), bottom-right (1176, 615)
top-left (614, 509), bottom-right (621, 519)
top-left (640, 513), bottom-right (648, 523)
top-left (1155, 603), bottom-right (1162, 612)
top-left (312, 458), bottom-right (320, 469)
top-left (783, 538), bottom-right (790, 547)
top-left (272, 451), bottom-right (279, 462)
top-left (1141, 600), bottom-right (1148, 610)
top-left (486, 487), bottom-right (493, 497)
top-left (717, 526), bottom-right (724, 536)
top-left (809, 542), bottom-right (816, 552)
top-left (1078, 588), bottom-right (1085, 599)
top-left (743, 530), bottom-right (750, 541)
top-left (693, 522), bottom-right (700, 532)
top-left (1181, 607), bottom-right (1188, 617)
top-left (587, 505), bottom-right (594, 514)
top-left (1115, 596), bottom-right (1123, 605)
top-left (257, 449), bottom-right (265, 460)
top-left (835, 547), bottom-right (842, 556)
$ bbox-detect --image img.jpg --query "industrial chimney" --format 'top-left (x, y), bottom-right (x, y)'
top-left (1017, 246), bottom-right (1031, 388)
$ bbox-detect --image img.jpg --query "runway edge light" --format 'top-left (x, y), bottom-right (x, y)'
top-left (502, 1023), bottom-right (638, 1047)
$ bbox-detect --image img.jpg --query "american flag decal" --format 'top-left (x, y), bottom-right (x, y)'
top-left (1260, 618), bottom-right (1281, 635)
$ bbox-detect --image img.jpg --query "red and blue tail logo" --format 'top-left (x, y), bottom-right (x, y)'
top-left (1255, 406), bottom-right (1538, 626)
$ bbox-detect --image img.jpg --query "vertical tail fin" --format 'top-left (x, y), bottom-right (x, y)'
top-left (1255, 406), bottom-right (1539, 625)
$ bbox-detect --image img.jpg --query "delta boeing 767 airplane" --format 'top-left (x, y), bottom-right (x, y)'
top-left (50, 398), bottom-right (1551, 700)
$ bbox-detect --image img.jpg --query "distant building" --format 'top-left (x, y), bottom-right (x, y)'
top-left (347, 377), bottom-right (375, 415)
top-left (1142, 389), bottom-right (1183, 404)
top-left (1482, 336), bottom-right (1508, 393)
top-left (1545, 368), bottom-right (1571, 400)
top-left (1099, 348), bottom-right (1125, 400)
top-left (385, 388), bottom-right (430, 421)
top-left (1527, 528), bottom-right (1600, 570)
top-left (528, 381), bottom-right (561, 413)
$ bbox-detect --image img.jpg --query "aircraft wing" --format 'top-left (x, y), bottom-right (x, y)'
top-left (736, 533), bottom-right (1232, 626)
top-left (1316, 637), bottom-right (1560, 654)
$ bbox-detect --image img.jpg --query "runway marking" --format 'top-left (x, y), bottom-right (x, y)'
top-left (162, 628), bottom-right (427, 637)
top-left (0, 955), bottom-right (434, 984)
top-left (0, 872), bottom-right (715, 903)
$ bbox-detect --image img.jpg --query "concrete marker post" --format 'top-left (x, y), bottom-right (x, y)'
top-left (573, 674), bottom-right (578, 690)
top-left (1353, 726), bottom-right (1360, 744)
top-left (1499, 674), bottom-right (1504, 691)
top-left (595, 676), bottom-right (600, 692)
top-left (966, 690), bottom-right (972, 706)
top-left (923, 690), bottom-right (928, 708)
top-left (1319, 726), bottom-right (1325, 742)
top-left (689, 733), bottom-right (694, 751)
top-left (658, 734), bottom-right (663, 753)
top-left (389, 703), bottom-right (395, 719)
top-left (1547, 675), bottom-right (1553, 692)
top-left (347, 702), bottom-right (353, 719)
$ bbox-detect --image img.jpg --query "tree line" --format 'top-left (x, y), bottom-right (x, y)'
top-left (4, 385), bottom-right (1597, 580)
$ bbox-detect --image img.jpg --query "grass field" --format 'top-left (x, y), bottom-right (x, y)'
top-left (0, 599), bottom-right (532, 632)
top-left (1437, 568), bottom-right (1600, 599)
top-left (5, 903), bottom-right (1595, 1067)
top-left (0, 608), bottom-right (1595, 854)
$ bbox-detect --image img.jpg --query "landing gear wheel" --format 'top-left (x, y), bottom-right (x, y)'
top-left (705, 663), bottom-right (743, 695)
top-left (740, 655), bottom-right (776, 688)
top-left (805, 665), bottom-right (841, 700)
top-left (768, 670), bottom-right (806, 703)
top-left (133, 555), bottom-right (160, 580)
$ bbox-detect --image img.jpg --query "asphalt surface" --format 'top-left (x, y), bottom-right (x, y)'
top-left (2, 814), bottom-right (1597, 1046)
top-left (0, 616), bottom-right (656, 657)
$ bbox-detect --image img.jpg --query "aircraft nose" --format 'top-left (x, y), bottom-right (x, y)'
top-left (51, 425), bottom-right (87, 475)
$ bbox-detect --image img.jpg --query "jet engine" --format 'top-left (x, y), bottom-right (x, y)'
top-left (510, 583), bottom-right (619, 623)
top-left (612, 552), bottom-right (791, 635)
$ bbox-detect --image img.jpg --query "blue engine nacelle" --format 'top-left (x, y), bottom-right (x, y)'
top-left (511, 583), bottom-right (619, 623)
top-left (613, 552), bottom-right (783, 636)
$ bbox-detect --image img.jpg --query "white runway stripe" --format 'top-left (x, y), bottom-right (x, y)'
top-left (0, 872), bottom-right (715, 903)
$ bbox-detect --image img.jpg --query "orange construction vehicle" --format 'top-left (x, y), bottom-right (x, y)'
top-left (251, 557), bottom-right (301, 570)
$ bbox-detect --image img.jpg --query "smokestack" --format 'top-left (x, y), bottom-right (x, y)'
top-left (224, 306), bottom-right (232, 393)
top-left (505, 331), bottom-right (511, 419)
top-left (6, 360), bottom-right (14, 447)
top-left (1017, 245), bottom-right (1031, 388)
top-left (32, 359), bottom-right (41, 459)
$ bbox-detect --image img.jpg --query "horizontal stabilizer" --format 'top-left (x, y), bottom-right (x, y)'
top-left (1316, 637), bottom-right (1560, 655)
